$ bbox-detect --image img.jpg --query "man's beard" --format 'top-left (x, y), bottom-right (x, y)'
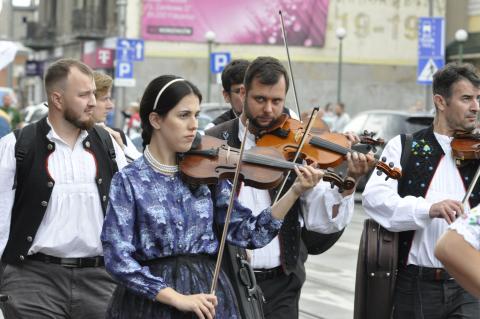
top-left (64, 107), bottom-right (95, 130)
top-left (243, 101), bottom-right (275, 130)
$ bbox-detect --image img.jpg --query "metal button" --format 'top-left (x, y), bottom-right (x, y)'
top-left (178, 244), bottom-right (183, 249)
top-left (41, 201), bottom-right (48, 207)
top-left (47, 181), bottom-right (54, 188)
top-left (26, 236), bottom-right (33, 242)
top-left (177, 198), bottom-right (181, 203)
top-left (97, 178), bottom-right (103, 185)
top-left (47, 144), bottom-right (53, 150)
top-left (85, 141), bottom-right (91, 148)
top-left (19, 255), bottom-right (25, 261)
top-left (102, 195), bottom-right (107, 202)
top-left (178, 221), bottom-right (183, 226)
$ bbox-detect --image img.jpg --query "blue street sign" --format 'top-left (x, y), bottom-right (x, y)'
top-left (210, 52), bottom-right (231, 74)
top-left (115, 61), bottom-right (133, 79)
top-left (116, 38), bottom-right (144, 62)
top-left (417, 17), bottom-right (445, 84)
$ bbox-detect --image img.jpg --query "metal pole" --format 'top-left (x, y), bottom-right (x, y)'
top-left (425, 0), bottom-right (433, 111)
top-left (207, 40), bottom-right (212, 102)
top-left (337, 39), bottom-right (343, 103)
top-left (459, 43), bottom-right (464, 64)
top-left (115, 0), bottom-right (127, 128)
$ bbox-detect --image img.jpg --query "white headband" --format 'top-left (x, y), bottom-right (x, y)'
top-left (153, 78), bottom-right (185, 111)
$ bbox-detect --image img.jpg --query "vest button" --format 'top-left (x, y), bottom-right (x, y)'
top-left (102, 195), bottom-right (107, 202)
top-left (19, 255), bottom-right (25, 261)
top-left (47, 181), bottom-right (54, 188)
top-left (47, 144), bottom-right (53, 150)
top-left (41, 201), bottom-right (48, 207)
top-left (97, 178), bottom-right (103, 185)
top-left (26, 236), bottom-right (33, 242)
top-left (85, 141), bottom-right (91, 148)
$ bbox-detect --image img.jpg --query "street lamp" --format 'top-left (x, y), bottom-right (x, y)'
top-left (205, 30), bottom-right (216, 103)
top-left (335, 27), bottom-right (347, 104)
top-left (454, 29), bottom-right (468, 64)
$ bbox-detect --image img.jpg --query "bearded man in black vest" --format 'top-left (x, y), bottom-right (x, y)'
top-left (363, 62), bottom-right (480, 319)
top-left (0, 58), bottom-right (127, 319)
top-left (206, 56), bottom-right (374, 319)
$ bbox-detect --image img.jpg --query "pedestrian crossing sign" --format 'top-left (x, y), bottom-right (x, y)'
top-left (417, 58), bottom-right (441, 84)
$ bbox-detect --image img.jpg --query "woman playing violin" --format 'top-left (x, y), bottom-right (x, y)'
top-left (205, 56), bottom-right (375, 319)
top-left (101, 75), bottom-right (326, 319)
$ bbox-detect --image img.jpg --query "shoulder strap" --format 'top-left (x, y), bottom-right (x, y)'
top-left (400, 133), bottom-right (413, 170)
top-left (110, 127), bottom-right (127, 145)
top-left (92, 125), bottom-right (116, 161)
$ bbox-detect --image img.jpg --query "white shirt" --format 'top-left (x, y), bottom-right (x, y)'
top-left (237, 120), bottom-right (355, 269)
top-left (0, 119), bottom-right (127, 258)
top-left (450, 205), bottom-right (480, 251)
top-left (362, 133), bottom-right (467, 268)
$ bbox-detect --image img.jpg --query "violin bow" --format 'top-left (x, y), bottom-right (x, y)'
top-left (273, 107), bottom-right (320, 203)
top-left (461, 164), bottom-right (480, 212)
top-left (279, 10), bottom-right (302, 119)
top-left (272, 10), bottom-right (321, 203)
top-left (210, 120), bottom-right (250, 294)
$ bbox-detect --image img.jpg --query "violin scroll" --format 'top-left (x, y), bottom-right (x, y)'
top-left (323, 169), bottom-right (356, 193)
top-left (359, 130), bottom-right (385, 153)
top-left (375, 156), bottom-right (402, 181)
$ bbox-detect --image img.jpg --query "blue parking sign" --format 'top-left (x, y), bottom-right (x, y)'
top-left (115, 61), bottom-right (133, 79)
top-left (210, 52), bottom-right (231, 74)
top-left (417, 17), bottom-right (445, 84)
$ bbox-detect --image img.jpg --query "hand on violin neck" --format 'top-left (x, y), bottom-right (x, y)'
top-left (343, 131), bottom-right (361, 146)
top-left (345, 151), bottom-right (376, 180)
top-left (291, 164), bottom-right (324, 196)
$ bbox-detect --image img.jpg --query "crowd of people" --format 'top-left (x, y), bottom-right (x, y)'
top-left (0, 56), bottom-right (480, 319)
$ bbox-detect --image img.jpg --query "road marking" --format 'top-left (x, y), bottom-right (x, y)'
top-left (301, 289), bottom-right (353, 310)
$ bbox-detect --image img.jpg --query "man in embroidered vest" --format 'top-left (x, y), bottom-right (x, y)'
top-left (0, 58), bottom-right (127, 319)
top-left (206, 56), bottom-right (375, 319)
top-left (363, 62), bottom-right (480, 318)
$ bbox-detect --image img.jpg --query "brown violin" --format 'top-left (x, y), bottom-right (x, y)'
top-left (179, 135), bottom-right (356, 191)
top-left (452, 131), bottom-right (480, 161)
top-left (255, 116), bottom-right (401, 180)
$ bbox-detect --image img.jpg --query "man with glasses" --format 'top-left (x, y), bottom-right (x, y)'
top-left (204, 59), bottom-right (249, 130)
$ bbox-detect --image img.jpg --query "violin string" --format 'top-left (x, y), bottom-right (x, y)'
top-left (310, 136), bottom-right (349, 156)
top-left (243, 152), bottom-right (296, 170)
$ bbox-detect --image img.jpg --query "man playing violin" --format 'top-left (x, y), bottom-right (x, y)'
top-left (363, 62), bottom-right (480, 319)
top-left (206, 56), bottom-right (374, 319)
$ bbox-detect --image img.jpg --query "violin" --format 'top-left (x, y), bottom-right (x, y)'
top-left (179, 135), bottom-right (356, 191)
top-left (255, 115), bottom-right (401, 180)
top-left (452, 131), bottom-right (480, 161)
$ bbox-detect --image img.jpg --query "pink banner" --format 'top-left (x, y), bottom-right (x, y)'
top-left (142, 0), bottom-right (329, 47)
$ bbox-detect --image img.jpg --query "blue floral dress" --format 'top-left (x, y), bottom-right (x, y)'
top-left (101, 157), bottom-right (283, 318)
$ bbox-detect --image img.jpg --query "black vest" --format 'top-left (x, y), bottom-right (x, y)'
top-left (205, 117), bottom-right (307, 279)
top-left (212, 109), bottom-right (237, 126)
top-left (396, 126), bottom-right (480, 265)
top-left (2, 118), bottom-right (118, 265)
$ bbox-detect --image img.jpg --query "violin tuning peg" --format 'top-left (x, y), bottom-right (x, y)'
top-left (381, 156), bottom-right (387, 162)
top-left (329, 182), bottom-right (335, 189)
top-left (338, 187), bottom-right (344, 193)
top-left (371, 146), bottom-right (377, 153)
top-left (384, 176), bottom-right (390, 181)
top-left (389, 162), bottom-right (394, 168)
top-left (338, 172), bottom-right (343, 177)
top-left (376, 170), bottom-right (382, 176)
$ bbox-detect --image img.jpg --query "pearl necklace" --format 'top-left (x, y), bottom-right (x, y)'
top-left (144, 145), bottom-right (179, 174)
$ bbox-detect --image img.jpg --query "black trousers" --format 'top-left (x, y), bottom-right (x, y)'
top-left (393, 265), bottom-right (480, 319)
top-left (257, 271), bottom-right (303, 319)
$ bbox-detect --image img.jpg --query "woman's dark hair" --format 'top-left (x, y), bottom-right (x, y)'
top-left (140, 75), bottom-right (202, 148)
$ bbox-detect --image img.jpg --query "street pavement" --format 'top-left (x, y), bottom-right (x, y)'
top-left (299, 196), bottom-right (366, 319)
